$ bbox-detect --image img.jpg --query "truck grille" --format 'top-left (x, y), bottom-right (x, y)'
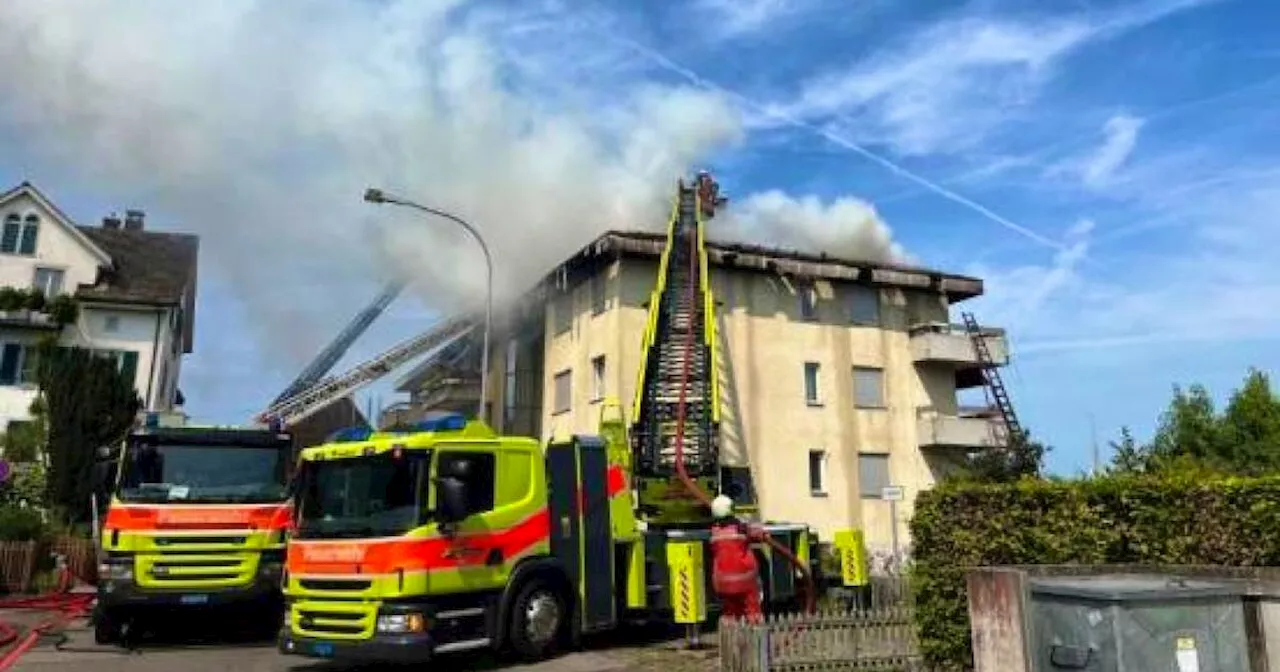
top-left (298, 578), bottom-right (373, 593)
top-left (140, 553), bottom-right (252, 586)
top-left (292, 602), bottom-right (375, 640)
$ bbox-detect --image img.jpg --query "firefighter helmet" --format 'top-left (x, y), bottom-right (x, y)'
top-left (712, 494), bottom-right (734, 519)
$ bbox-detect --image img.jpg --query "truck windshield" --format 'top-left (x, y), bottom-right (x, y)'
top-left (117, 443), bottom-right (290, 504)
top-left (294, 451), bottom-right (432, 540)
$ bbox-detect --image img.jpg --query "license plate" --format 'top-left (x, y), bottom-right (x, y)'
top-left (311, 642), bottom-right (334, 657)
top-left (179, 594), bottom-right (209, 605)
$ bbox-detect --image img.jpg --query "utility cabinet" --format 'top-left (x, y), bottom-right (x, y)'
top-left (1027, 574), bottom-right (1249, 671)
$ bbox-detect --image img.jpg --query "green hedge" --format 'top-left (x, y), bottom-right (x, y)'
top-left (909, 473), bottom-right (1280, 670)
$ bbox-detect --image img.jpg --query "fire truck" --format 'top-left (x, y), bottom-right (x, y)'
top-left (92, 412), bottom-right (295, 644)
top-left (277, 176), bottom-right (869, 664)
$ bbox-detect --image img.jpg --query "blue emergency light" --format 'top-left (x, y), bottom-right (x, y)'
top-left (328, 426), bottom-right (374, 443)
top-left (412, 413), bottom-right (467, 433)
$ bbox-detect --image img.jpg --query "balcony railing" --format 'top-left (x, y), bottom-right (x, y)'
top-left (916, 407), bottom-right (1006, 450)
top-left (909, 322), bottom-right (1009, 367)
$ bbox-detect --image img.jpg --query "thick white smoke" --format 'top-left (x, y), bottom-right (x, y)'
top-left (0, 0), bottom-right (905, 368)
top-left (718, 191), bottom-right (906, 263)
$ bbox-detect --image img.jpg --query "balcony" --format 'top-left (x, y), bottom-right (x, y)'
top-left (410, 376), bottom-right (481, 415)
top-left (917, 408), bottom-right (1007, 450)
top-left (909, 322), bottom-right (1009, 368)
top-left (0, 309), bottom-right (61, 331)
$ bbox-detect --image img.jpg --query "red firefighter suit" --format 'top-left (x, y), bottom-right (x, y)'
top-left (710, 518), bottom-right (766, 622)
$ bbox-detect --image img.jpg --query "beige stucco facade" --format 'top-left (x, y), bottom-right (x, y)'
top-left (396, 232), bottom-right (1010, 551)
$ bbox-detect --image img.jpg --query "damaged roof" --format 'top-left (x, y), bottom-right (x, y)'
top-left (567, 229), bottom-right (985, 302)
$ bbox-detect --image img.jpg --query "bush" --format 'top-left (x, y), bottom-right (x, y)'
top-left (0, 287), bottom-right (24, 312)
top-left (0, 505), bottom-right (47, 542)
top-left (45, 296), bottom-right (79, 326)
top-left (909, 471), bottom-right (1280, 670)
top-left (22, 290), bottom-right (45, 312)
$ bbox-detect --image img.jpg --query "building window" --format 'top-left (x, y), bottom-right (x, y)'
top-left (853, 366), bottom-right (885, 408)
top-left (32, 268), bottom-right (64, 297)
top-left (590, 273), bottom-right (606, 315)
top-left (591, 355), bottom-right (606, 401)
top-left (553, 291), bottom-right (572, 335)
top-left (0, 343), bottom-right (38, 386)
top-left (0, 215), bottom-right (19, 254)
top-left (96, 349), bottom-right (140, 388)
top-left (553, 369), bottom-right (571, 414)
top-left (858, 453), bottom-right (890, 499)
top-left (803, 361), bottom-right (820, 405)
top-left (104, 315), bottom-right (120, 333)
top-left (798, 281), bottom-right (817, 321)
top-left (808, 450), bottom-right (826, 495)
top-left (18, 215), bottom-right (38, 255)
top-left (850, 285), bottom-right (880, 325)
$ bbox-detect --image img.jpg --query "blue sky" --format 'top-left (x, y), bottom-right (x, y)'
top-left (1, 0), bottom-right (1277, 475)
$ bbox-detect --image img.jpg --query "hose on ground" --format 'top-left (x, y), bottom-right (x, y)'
top-left (0, 555), bottom-right (97, 670)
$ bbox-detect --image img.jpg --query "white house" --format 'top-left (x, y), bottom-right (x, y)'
top-left (0, 182), bottom-right (198, 435)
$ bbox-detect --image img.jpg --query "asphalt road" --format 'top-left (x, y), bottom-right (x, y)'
top-left (9, 613), bottom-right (712, 672)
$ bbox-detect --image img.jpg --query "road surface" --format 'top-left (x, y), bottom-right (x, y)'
top-left (9, 614), bottom-right (717, 672)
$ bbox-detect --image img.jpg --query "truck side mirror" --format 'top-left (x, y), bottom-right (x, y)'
top-left (436, 477), bottom-right (469, 525)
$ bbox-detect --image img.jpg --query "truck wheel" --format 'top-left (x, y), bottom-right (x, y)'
top-left (506, 578), bottom-right (566, 662)
top-left (93, 608), bottom-right (121, 646)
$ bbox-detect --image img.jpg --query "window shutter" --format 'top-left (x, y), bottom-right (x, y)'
top-left (119, 351), bottom-right (140, 389)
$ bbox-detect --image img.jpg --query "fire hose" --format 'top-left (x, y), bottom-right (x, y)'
top-left (670, 221), bottom-right (817, 615)
top-left (0, 555), bottom-right (96, 670)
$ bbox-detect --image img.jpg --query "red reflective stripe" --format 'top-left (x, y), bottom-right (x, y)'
top-left (103, 503), bottom-right (293, 531)
top-left (288, 508), bottom-right (551, 575)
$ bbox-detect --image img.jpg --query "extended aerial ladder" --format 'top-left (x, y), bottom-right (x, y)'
top-left (630, 174), bottom-right (724, 525)
top-left (270, 280), bottom-right (406, 406)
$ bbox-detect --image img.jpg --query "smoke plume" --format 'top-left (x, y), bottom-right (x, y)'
top-left (0, 0), bottom-right (904, 370)
top-left (717, 190), bottom-right (906, 263)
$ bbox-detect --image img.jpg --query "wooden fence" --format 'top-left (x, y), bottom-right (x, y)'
top-left (0, 537), bottom-right (96, 594)
top-left (719, 607), bottom-right (924, 671)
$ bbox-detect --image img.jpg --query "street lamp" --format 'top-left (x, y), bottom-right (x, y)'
top-left (363, 188), bottom-right (493, 424)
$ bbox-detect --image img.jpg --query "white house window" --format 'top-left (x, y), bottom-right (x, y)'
top-left (0, 215), bottom-right (19, 254)
top-left (18, 215), bottom-right (38, 255)
top-left (553, 369), bottom-right (571, 414)
top-left (33, 268), bottom-right (64, 297)
top-left (0, 343), bottom-right (39, 387)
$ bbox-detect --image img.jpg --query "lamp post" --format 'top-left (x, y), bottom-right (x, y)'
top-left (363, 188), bottom-right (493, 424)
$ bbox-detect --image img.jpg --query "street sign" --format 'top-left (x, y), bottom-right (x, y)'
top-left (881, 485), bottom-right (904, 501)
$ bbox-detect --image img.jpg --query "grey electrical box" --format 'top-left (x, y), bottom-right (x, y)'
top-left (1027, 574), bottom-right (1249, 671)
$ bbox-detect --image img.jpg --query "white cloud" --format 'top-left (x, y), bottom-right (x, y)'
top-left (0, 0), bottom-right (746, 366)
top-left (691, 0), bottom-right (814, 40)
top-left (763, 0), bottom-right (1218, 157)
top-left (1047, 113), bottom-right (1146, 189)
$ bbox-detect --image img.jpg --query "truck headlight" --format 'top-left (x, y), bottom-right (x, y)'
top-left (375, 613), bottom-right (426, 634)
top-left (98, 560), bottom-right (133, 581)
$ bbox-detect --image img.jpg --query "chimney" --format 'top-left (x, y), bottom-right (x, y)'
top-left (124, 209), bottom-right (145, 231)
top-left (102, 213), bottom-right (122, 230)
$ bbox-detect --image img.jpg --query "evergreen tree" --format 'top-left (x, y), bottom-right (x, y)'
top-left (37, 344), bottom-right (139, 524)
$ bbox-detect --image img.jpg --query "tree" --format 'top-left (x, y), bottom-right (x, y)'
top-left (2, 396), bottom-right (48, 463)
top-left (37, 344), bottom-right (139, 524)
top-left (1218, 368), bottom-right (1280, 473)
top-left (1108, 426), bottom-right (1152, 474)
top-left (962, 430), bottom-right (1049, 483)
top-left (1109, 368), bottom-right (1280, 475)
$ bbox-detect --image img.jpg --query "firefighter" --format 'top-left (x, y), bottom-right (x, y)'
top-left (709, 494), bottom-right (766, 623)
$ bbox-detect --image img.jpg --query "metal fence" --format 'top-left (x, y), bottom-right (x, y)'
top-left (719, 607), bottom-right (923, 671)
